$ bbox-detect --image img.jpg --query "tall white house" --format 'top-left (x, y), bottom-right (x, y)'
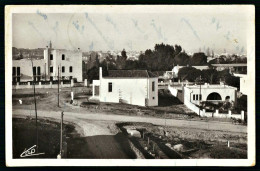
top-left (12, 42), bottom-right (83, 82)
top-left (92, 67), bottom-right (158, 107)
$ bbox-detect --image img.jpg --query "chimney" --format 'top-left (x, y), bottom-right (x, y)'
top-left (99, 67), bottom-right (102, 80)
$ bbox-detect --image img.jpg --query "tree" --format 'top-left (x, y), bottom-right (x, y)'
top-left (201, 69), bottom-right (218, 84)
top-left (121, 49), bottom-right (127, 60)
top-left (190, 52), bottom-right (208, 66)
top-left (178, 67), bottom-right (201, 82)
top-left (173, 52), bottom-right (190, 66)
top-left (86, 66), bottom-right (99, 83)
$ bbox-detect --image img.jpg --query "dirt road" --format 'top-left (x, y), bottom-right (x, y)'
top-left (12, 109), bottom-right (246, 133)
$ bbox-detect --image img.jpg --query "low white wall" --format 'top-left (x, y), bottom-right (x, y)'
top-left (201, 109), bottom-right (244, 120)
top-left (13, 81), bottom-right (73, 89)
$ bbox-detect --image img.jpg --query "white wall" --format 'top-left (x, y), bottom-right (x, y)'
top-left (184, 85), bottom-right (237, 105)
top-left (147, 78), bottom-right (158, 106)
top-left (100, 78), bottom-right (148, 106)
top-left (47, 49), bottom-right (82, 82)
top-left (234, 74), bottom-right (249, 95)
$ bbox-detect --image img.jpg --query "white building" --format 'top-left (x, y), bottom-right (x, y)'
top-left (182, 83), bottom-right (237, 106)
top-left (92, 67), bottom-right (158, 106)
top-left (12, 42), bottom-right (83, 82)
top-left (234, 73), bottom-right (249, 95)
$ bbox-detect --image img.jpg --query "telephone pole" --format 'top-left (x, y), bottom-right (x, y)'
top-left (60, 111), bottom-right (64, 157)
top-left (31, 59), bottom-right (38, 152)
top-left (199, 75), bottom-right (202, 117)
top-left (58, 66), bottom-right (60, 107)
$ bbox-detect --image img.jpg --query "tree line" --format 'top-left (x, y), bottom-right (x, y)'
top-left (84, 43), bottom-right (243, 89)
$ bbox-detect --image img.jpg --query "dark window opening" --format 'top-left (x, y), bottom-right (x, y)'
top-left (108, 82), bottom-right (112, 92)
top-left (17, 67), bottom-right (20, 76)
top-left (50, 66), bottom-right (53, 73)
top-left (152, 81), bottom-right (155, 91)
top-left (69, 66), bottom-right (73, 73)
top-left (199, 94), bottom-right (202, 100)
top-left (62, 54), bottom-right (65, 60)
top-left (62, 66), bottom-right (65, 73)
top-left (33, 67), bottom-right (36, 76)
top-left (50, 54), bottom-right (53, 60)
top-left (13, 67), bottom-right (16, 76)
top-left (37, 67), bottom-right (40, 75)
top-left (17, 77), bottom-right (20, 82)
top-left (193, 94), bottom-right (195, 100)
top-left (37, 76), bottom-right (40, 82)
top-left (196, 94), bottom-right (198, 100)
top-left (153, 97), bottom-right (155, 99)
top-left (50, 76), bottom-right (53, 81)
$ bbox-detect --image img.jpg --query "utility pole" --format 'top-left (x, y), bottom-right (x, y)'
top-left (199, 75), bottom-right (202, 117)
top-left (45, 63), bottom-right (46, 81)
top-left (58, 66), bottom-right (60, 107)
top-left (31, 59), bottom-right (38, 152)
top-left (60, 111), bottom-right (64, 158)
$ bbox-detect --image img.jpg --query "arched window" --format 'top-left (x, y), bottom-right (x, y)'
top-left (206, 92), bottom-right (222, 101)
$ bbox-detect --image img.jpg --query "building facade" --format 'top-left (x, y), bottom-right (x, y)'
top-left (92, 67), bottom-right (158, 107)
top-left (181, 83), bottom-right (237, 106)
top-left (12, 42), bottom-right (83, 82)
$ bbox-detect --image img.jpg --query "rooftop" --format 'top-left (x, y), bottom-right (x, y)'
top-left (104, 70), bottom-right (158, 78)
top-left (186, 84), bottom-right (237, 90)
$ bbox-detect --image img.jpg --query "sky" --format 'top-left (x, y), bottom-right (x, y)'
top-left (12, 6), bottom-right (252, 54)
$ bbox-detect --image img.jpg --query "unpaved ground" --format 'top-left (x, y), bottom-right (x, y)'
top-left (117, 122), bottom-right (247, 159)
top-left (12, 87), bottom-right (243, 123)
top-left (13, 116), bottom-right (136, 159)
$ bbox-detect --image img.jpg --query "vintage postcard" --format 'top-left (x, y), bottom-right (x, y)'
top-left (5, 5), bottom-right (255, 166)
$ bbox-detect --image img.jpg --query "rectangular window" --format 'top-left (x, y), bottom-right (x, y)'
top-left (69, 66), bottom-right (73, 73)
top-left (17, 67), bottom-right (20, 76)
top-left (193, 94), bottom-right (195, 100)
top-left (37, 67), bottom-right (41, 75)
top-left (199, 94), bottom-right (202, 101)
top-left (152, 81), bottom-right (155, 91)
top-left (50, 66), bottom-right (53, 73)
top-left (196, 94), bottom-right (198, 101)
top-left (33, 67), bottom-right (36, 76)
top-left (50, 54), bottom-right (53, 60)
top-left (50, 76), bottom-right (53, 81)
top-left (108, 82), bottom-right (112, 92)
top-left (13, 67), bottom-right (16, 76)
top-left (62, 66), bottom-right (65, 73)
top-left (62, 54), bottom-right (65, 60)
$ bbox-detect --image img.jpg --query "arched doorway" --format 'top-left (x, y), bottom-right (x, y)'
top-left (206, 92), bottom-right (222, 101)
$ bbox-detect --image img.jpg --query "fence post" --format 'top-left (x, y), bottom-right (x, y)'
top-left (71, 79), bottom-right (74, 87)
top-left (241, 110), bottom-right (244, 121)
top-left (228, 110), bottom-right (232, 118)
top-left (84, 79), bottom-right (88, 87)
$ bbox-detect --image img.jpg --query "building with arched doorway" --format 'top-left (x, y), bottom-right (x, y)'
top-left (181, 83), bottom-right (237, 107)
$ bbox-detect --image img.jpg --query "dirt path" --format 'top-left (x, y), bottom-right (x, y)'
top-left (12, 109), bottom-right (247, 133)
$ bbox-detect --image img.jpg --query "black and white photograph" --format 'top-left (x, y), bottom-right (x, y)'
top-left (5, 5), bottom-right (255, 166)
